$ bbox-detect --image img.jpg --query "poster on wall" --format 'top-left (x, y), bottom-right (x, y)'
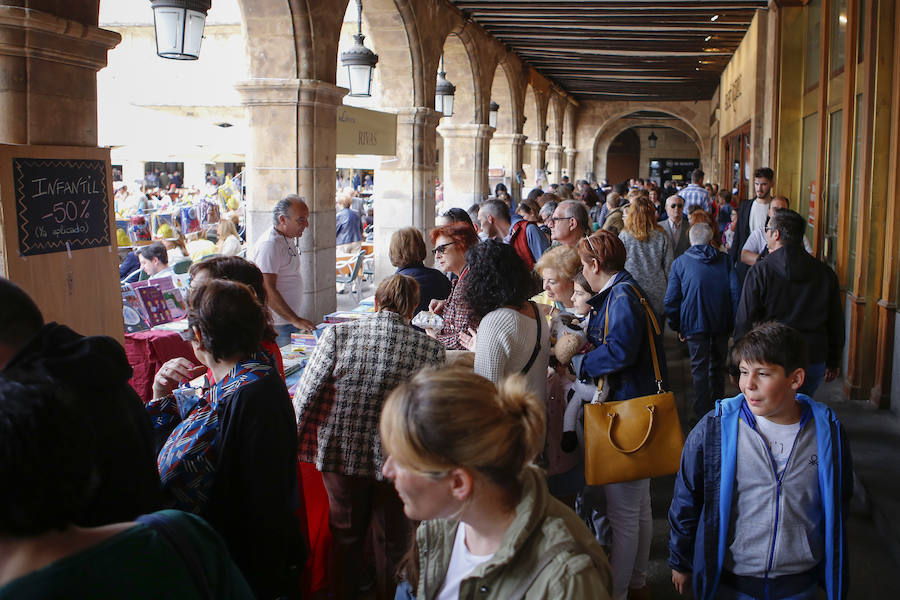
top-left (13, 157), bottom-right (111, 257)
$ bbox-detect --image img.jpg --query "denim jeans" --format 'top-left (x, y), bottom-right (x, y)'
top-left (799, 362), bottom-right (826, 397)
top-left (686, 333), bottom-right (729, 419)
top-left (274, 323), bottom-right (299, 348)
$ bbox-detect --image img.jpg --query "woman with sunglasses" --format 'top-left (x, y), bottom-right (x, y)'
top-left (381, 366), bottom-right (612, 599)
top-left (572, 229), bottom-right (668, 600)
top-left (147, 280), bottom-right (304, 599)
top-left (425, 222), bottom-right (480, 349)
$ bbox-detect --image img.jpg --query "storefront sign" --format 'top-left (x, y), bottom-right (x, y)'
top-left (336, 106), bottom-right (397, 156)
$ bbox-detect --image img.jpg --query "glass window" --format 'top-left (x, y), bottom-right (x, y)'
top-left (806, 0), bottom-right (822, 89)
top-left (799, 112), bottom-right (819, 236)
top-left (825, 110), bottom-right (842, 268)
top-left (830, 0), bottom-right (847, 74)
top-left (848, 93), bottom-right (863, 285)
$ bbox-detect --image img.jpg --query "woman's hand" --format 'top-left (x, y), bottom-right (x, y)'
top-left (153, 358), bottom-right (207, 399)
top-left (457, 327), bottom-right (477, 351)
top-left (671, 570), bottom-right (691, 596)
top-left (429, 299), bottom-right (446, 315)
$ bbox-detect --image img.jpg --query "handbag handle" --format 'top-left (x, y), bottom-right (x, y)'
top-left (606, 405), bottom-right (656, 453)
top-left (598, 281), bottom-right (665, 394)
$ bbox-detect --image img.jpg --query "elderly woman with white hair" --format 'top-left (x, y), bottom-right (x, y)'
top-left (664, 222), bottom-right (740, 420)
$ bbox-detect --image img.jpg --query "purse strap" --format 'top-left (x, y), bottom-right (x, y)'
top-left (520, 300), bottom-right (542, 375)
top-left (137, 512), bottom-right (213, 600)
top-left (599, 282), bottom-right (664, 394)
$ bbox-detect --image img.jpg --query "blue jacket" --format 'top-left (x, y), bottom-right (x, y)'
top-left (668, 393), bottom-right (852, 600)
top-left (664, 244), bottom-right (739, 336)
top-left (571, 271), bottom-right (668, 402)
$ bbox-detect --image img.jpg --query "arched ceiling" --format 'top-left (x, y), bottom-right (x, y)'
top-left (449, 0), bottom-right (768, 102)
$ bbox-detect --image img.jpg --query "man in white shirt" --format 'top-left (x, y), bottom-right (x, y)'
top-left (740, 196), bottom-right (812, 265)
top-left (249, 194), bottom-right (315, 346)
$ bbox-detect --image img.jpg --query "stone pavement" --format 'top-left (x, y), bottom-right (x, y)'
top-left (645, 331), bottom-right (900, 599)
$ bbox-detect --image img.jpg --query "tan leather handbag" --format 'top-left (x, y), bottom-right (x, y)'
top-left (584, 283), bottom-right (684, 486)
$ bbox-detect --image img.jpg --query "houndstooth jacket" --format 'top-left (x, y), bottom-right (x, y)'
top-left (294, 310), bottom-right (445, 479)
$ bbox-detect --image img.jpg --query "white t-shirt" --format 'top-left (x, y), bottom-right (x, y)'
top-left (755, 416), bottom-right (802, 475)
top-left (437, 524), bottom-right (494, 600)
top-left (742, 228), bottom-right (813, 255)
top-left (749, 200), bottom-right (769, 233)
top-left (249, 227), bottom-right (304, 326)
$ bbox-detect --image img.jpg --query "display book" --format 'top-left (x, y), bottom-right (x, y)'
top-left (121, 275), bottom-right (189, 333)
top-left (281, 332), bottom-right (318, 377)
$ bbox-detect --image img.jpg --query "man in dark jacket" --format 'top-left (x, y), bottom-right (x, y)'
top-left (734, 209), bottom-right (844, 396)
top-left (0, 277), bottom-right (162, 526)
top-left (665, 223), bottom-right (740, 420)
top-left (729, 167), bottom-right (774, 288)
top-left (661, 194), bottom-right (691, 258)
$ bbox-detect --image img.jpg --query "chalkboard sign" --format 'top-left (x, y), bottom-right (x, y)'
top-left (14, 157), bottom-right (111, 257)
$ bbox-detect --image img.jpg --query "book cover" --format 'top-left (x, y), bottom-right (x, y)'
top-left (136, 285), bottom-right (173, 326)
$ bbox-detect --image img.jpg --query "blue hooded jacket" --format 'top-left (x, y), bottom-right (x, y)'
top-left (667, 393), bottom-right (853, 600)
top-left (571, 270), bottom-right (668, 402)
top-left (664, 244), bottom-right (739, 337)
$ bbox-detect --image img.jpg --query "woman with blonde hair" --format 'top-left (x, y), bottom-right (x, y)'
top-left (216, 218), bottom-right (242, 257)
top-left (619, 196), bottom-right (673, 321)
top-left (381, 366), bottom-right (612, 599)
top-left (534, 245), bottom-right (581, 316)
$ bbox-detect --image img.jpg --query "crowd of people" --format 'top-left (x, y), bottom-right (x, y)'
top-left (0, 163), bottom-right (852, 600)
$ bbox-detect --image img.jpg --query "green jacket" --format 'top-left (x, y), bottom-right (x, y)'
top-left (415, 466), bottom-right (613, 599)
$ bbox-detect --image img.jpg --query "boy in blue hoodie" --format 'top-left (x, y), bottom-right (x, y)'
top-left (668, 321), bottom-right (852, 599)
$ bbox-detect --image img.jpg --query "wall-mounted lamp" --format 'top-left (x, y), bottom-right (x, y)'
top-left (489, 101), bottom-right (499, 128)
top-left (151, 0), bottom-right (210, 60)
top-left (340, 0), bottom-right (379, 97)
top-left (648, 130), bottom-right (658, 148)
top-left (435, 54), bottom-right (456, 117)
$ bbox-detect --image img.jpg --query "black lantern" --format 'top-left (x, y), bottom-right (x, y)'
top-left (151, 0), bottom-right (210, 60)
top-left (648, 130), bottom-right (658, 148)
top-left (435, 54), bottom-right (456, 117)
top-left (489, 101), bottom-right (499, 128)
top-left (341, 0), bottom-right (379, 97)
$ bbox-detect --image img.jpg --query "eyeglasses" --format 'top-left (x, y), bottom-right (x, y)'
top-left (431, 242), bottom-right (455, 256)
top-left (669, 203), bottom-right (684, 209)
top-left (548, 215), bottom-right (573, 225)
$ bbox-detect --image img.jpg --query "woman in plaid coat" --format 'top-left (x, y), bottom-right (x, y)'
top-left (294, 274), bottom-right (446, 600)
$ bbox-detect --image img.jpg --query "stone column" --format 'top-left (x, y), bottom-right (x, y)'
top-left (183, 159), bottom-right (206, 190)
top-left (374, 107), bottom-right (442, 281)
top-left (237, 78), bottom-right (346, 322)
top-left (436, 123), bottom-right (493, 210)
top-left (0, 6), bottom-right (122, 339)
top-left (526, 140), bottom-right (549, 188)
top-left (565, 149), bottom-right (577, 181)
top-left (546, 144), bottom-right (564, 185)
top-left (121, 159), bottom-right (145, 190)
top-left (0, 7), bottom-right (120, 145)
top-left (491, 132), bottom-right (526, 201)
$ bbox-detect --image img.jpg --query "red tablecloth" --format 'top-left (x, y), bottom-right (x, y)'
top-left (125, 330), bottom-right (198, 402)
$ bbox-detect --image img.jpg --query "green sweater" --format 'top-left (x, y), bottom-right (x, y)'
top-left (0, 510), bottom-right (253, 599)
top-left (415, 466), bottom-right (613, 599)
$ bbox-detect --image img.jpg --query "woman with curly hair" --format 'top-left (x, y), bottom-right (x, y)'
top-left (459, 240), bottom-right (549, 401)
top-left (619, 195), bottom-right (673, 321)
top-left (426, 222), bottom-right (480, 349)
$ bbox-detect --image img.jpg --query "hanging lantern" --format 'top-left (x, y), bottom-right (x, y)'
top-left (435, 54), bottom-right (456, 117)
top-left (648, 130), bottom-right (658, 148)
top-left (340, 0), bottom-right (379, 97)
top-left (151, 0), bottom-right (210, 60)
top-left (489, 101), bottom-right (499, 128)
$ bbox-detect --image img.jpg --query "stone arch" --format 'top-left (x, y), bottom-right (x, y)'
top-left (439, 27), bottom-right (480, 124)
top-left (489, 61), bottom-right (517, 134)
top-left (237, 0), bottom-right (300, 80)
top-left (523, 84), bottom-right (541, 142)
top-left (335, 0), bottom-right (417, 109)
top-left (593, 118), bottom-right (702, 183)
